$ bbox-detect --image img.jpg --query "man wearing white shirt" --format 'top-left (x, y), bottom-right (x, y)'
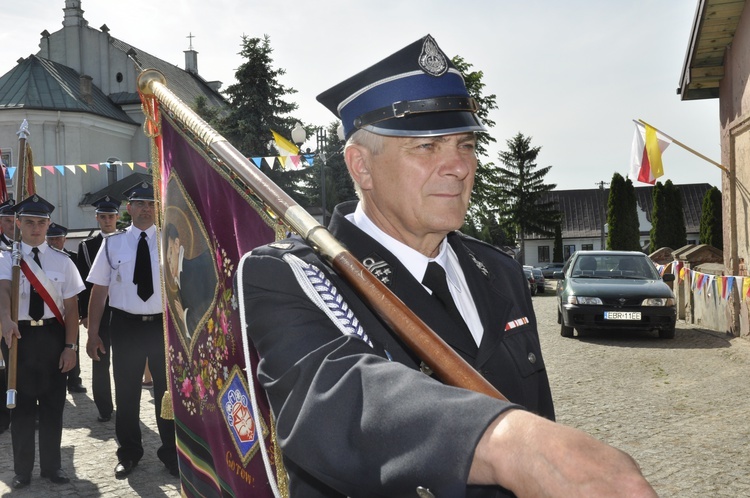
top-left (86, 182), bottom-right (177, 479)
top-left (0, 194), bottom-right (84, 489)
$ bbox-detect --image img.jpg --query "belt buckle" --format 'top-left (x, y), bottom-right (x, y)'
top-left (142, 315), bottom-right (152, 322)
top-left (29, 319), bottom-right (43, 327)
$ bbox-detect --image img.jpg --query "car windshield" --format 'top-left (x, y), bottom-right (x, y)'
top-left (571, 254), bottom-right (659, 279)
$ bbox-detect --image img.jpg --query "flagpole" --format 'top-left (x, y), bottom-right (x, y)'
top-left (5, 121), bottom-right (31, 409)
top-left (137, 68), bottom-right (508, 402)
top-left (637, 119), bottom-right (728, 173)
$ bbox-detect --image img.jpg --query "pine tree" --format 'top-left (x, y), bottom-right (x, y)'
top-left (607, 173), bottom-right (640, 250)
top-left (553, 222), bottom-right (563, 262)
top-left (218, 34), bottom-right (310, 204)
top-left (664, 180), bottom-right (687, 249)
top-left (649, 182), bottom-right (667, 252)
top-left (699, 186), bottom-right (723, 249)
top-left (496, 133), bottom-right (559, 264)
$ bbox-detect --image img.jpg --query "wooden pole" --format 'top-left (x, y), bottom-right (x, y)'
top-left (137, 69), bottom-right (508, 402)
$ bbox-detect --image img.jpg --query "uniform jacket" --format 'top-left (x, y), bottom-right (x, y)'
top-left (76, 233), bottom-right (104, 318)
top-left (240, 201), bottom-right (554, 498)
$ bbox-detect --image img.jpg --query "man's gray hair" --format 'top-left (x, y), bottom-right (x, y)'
top-left (343, 129), bottom-right (386, 197)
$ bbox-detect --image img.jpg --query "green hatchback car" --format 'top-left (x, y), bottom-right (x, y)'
top-left (555, 251), bottom-right (676, 339)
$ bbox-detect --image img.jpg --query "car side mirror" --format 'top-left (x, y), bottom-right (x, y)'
top-left (662, 273), bottom-right (675, 282)
top-left (552, 271), bottom-right (564, 280)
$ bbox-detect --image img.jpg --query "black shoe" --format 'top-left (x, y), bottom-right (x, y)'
top-left (97, 413), bottom-right (112, 422)
top-left (41, 469), bottom-right (70, 484)
top-left (68, 384), bottom-right (87, 394)
top-left (166, 463), bottom-right (180, 477)
top-left (12, 474), bottom-right (30, 489)
top-left (114, 460), bottom-right (137, 479)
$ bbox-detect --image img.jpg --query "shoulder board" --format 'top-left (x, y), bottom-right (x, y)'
top-left (103, 229), bottom-right (126, 239)
top-left (454, 231), bottom-right (514, 259)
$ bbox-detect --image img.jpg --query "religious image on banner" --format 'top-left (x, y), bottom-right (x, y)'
top-left (157, 113), bottom-right (286, 497)
top-left (163, 177), bottom-right (219, 347)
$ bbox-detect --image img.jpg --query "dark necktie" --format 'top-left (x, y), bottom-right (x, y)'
top-left (422, 261), bottom-right (471, 335)
top-left (133, 231), bottom-right (154, 301)
top-left (29, 247), bottom-right (44, 320)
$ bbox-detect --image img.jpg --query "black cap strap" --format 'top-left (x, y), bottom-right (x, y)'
top-left (353, 96), bottom-right (479, 129)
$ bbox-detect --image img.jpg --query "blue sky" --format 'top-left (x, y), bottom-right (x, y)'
top-left (0, 1), bottom-right (723, 191)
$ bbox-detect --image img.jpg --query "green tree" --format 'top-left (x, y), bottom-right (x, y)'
top-left (699, 186), bottom-right (723, 249)
top-left (607, 173), bottom-right (640, 250)
top-left (649, 182), bottom-right (667, 252)
top-left (496, 133), bottom-right (559, 264)
top-left (452, 56), bottom-right (500, 235)
top-left (664, 180), bottom-right (687, 249)
top-left (218, 34), bottom-right (310, 204)
top-left (553, 222), bottom-right (563, 262)
top-left (192, 95), bottom-right (222, 127)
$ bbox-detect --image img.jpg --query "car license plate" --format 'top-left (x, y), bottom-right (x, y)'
top-left (604, 311), bottom-right (642, 320)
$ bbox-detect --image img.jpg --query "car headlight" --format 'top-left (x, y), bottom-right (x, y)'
top-left (641, 298), bottom-right (675, 306)
top-left (567, 296), bottom-right (603, 305)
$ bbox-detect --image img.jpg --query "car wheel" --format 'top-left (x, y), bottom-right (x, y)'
top-left (659, 327), bottom-right (675, 339)
top-left (559, 310), bottom-right (574, 337)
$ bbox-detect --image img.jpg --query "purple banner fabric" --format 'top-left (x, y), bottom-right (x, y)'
top-left (159, 116), bottom-right (282, 497)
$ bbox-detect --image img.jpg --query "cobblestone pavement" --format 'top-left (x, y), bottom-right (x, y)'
top-left (535, 288), bottom-right (750, 498)
top-left (1, 292), bottom-right (749, 497)
top-left (0, 324), bottom-right (180, 497)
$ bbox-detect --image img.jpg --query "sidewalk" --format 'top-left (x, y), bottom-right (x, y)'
top-left (0, 325), bottom-right (181, 497)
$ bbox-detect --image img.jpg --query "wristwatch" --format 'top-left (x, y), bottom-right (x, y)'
top-left (65, 343), bottom-right (78, 351)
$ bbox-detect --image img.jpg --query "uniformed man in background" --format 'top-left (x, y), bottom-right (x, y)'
top-left (76, 196), bottom-right (120, 423)
top-left (0, 199), bottom-right (15, 248)
top-left (86, 183), bottom-right (178, 479)
top-left (47, 222), bottom-right (86, 394)
top-left (0, 195), bottom-right (84, 489)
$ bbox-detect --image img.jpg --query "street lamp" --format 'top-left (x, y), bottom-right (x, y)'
top-left (291, 123), bottom-right (344, 226)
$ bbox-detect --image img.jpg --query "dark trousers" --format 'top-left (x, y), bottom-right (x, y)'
top-left (92, 307), bottom-right (113, 417)
top-left (110, 310), bottom-right (176, 467)
top-left (12, 323), bottom-right (67, 476)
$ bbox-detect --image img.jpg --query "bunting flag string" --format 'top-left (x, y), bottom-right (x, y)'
top-left (247, 154), bottom-right (317, 171)
top-left (674, 262), bottom-right (750, 303)
top-left (5, 161), bottom-right (150, 179)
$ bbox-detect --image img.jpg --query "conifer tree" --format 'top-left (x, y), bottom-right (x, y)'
top-left (699, 186), bottom-right (723, 249)
top-left (607, 173), bottom-right (640, 250)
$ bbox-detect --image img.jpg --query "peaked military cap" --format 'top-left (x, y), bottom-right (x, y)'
top-left (0, 199), bottom-right (15, 217)
top-left (92, 195), bottom-right (121, 213)
top-left (47, 223), bottom-right (68, 237)
top-left (13, 194), bottom-right (55, 218)
top-left (317, 34), bottom-right (486, 139)
top-left (126, 182), bottom-right (154, 202)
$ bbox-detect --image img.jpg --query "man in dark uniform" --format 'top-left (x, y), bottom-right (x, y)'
top-left (0, 199), bottom-right (15, 248)
top-left (239, 35), bottom-right (656, 497)
top-left (85, 183), bottom-right (178, 479)
top-left (76, 196), bottom-right (120, 422)
top-left (47, 223), bottom-right (87, 394)
top-left (0, 195), bottom-right (84, 489)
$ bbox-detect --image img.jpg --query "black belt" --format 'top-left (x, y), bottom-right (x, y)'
top-left (111, 308), bottom-right (162, 322)
top-left (18, 318), bottom-right (59, 327)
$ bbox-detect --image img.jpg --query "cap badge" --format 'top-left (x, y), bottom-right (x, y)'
top-left (418, 35), bottom-right (448, 77)
top-left (141, 182), bottom-right (148, 188)
top-left (32, 195), bottom-right (39, 202)
top-left (104, 195), bottom-right (111, 202)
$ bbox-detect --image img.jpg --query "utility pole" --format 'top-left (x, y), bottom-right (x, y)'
top-left (596, 180), bottom-right (609, 250)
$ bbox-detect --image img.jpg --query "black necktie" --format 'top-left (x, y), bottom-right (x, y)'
top-left (29, 247), bottom-right (44, 320)
top-left (133, 231), bottom-right (154, 301)
top-left (422, 262), bottom-right (471, 334)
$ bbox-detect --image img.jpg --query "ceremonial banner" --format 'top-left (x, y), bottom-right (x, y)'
top-left (156, 114), bottom-right (286, 497)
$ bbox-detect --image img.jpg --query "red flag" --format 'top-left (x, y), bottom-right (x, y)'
top-left (0, 162), bottom-right (7, 204)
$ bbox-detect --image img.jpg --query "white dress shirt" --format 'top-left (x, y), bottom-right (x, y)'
top-left (87, 224), bottom-right (163, 315)
top-left (349, 203), bottom-right (484, 346)
top-left (0, 241), bottom-right (84, 320)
